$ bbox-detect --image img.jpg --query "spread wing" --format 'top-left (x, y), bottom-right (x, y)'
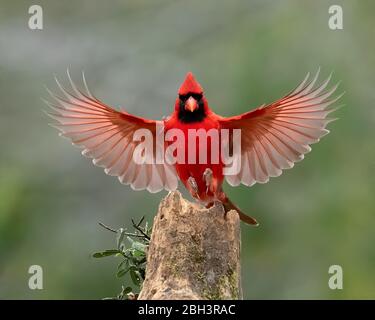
top-left (218, 70), bottom-right (342, 187)
top-left (44, 71), bottom-right (178, 192)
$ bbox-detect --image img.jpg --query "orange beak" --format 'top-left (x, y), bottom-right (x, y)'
top-left (185, 96), bottom-right (198, 112)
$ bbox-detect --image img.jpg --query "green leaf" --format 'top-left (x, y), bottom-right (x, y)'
top-left (132, 249), bottom-right (145, 258)
top-left (92, 249), bottom-right (121, 258)
top-left (117, 259), bottom-right (128, 271)
top-left (116, 228), bottom-right (126, 250)
top-left (116, 267), bottom-right (129, 278)
top-left (122, 286), bottom-right (132, 295)
top-left (128, 237), bottom-right (147, 252)
top-left (129, 267), bottom-right (141, 287)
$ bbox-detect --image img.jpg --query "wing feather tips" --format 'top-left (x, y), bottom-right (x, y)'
top-left (44, 72), bottom-right (177, 194)
top-left (147, 165), bottom-right (164, 193)
top-left (224, 70), bottom-right (342, 188)
top-left (226, 174), bottom-right (241, 187)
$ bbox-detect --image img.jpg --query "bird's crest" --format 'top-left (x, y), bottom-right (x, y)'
top-left (178, 72), bottom-right (203, 95)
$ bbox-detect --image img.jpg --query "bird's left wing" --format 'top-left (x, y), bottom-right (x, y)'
top-left (45, 72), bottom-right (178, 193)
top-left (218, 70), bottom-right (342, 187)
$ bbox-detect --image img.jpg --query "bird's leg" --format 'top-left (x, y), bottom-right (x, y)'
top-left (216, 191), bottom-right (229, 220)
top-left (187, 176), bottom-right (200, 200)
top-left (203, 168), bottom-right (213, 194)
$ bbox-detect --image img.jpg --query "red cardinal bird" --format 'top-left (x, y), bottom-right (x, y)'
top-left (46, 70), bottom-right (341, 225)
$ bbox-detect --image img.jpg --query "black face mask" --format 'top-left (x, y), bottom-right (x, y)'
top-left (178, 93), bottom-right (206, 123)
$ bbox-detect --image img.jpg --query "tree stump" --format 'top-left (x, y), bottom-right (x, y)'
top-left (138, 191), bottom-right (241, 300)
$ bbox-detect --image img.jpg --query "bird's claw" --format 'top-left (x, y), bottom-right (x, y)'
top-left (203, 168), bottom-right (213, 194)
top-left (187, 176), bottom-right (199, 199)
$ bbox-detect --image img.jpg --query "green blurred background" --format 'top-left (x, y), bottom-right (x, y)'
top-left (0, 0), bottom-right (374, 299)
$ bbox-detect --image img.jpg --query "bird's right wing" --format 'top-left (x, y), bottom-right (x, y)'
top-left (45, 72), bottom-right (178, 193)
top-left (218, 70), bottom-right (342, 187)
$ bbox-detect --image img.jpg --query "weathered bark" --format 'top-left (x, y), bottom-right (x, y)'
top-left (138, 191), bottom-right (241, 300)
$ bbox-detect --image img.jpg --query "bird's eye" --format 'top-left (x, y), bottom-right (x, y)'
top-left (179, 93), bottom-right (203, 104)
top-left (179, 94), bottom-right (188, 102)
top-left (191, 93), bottom-right (202, 101)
